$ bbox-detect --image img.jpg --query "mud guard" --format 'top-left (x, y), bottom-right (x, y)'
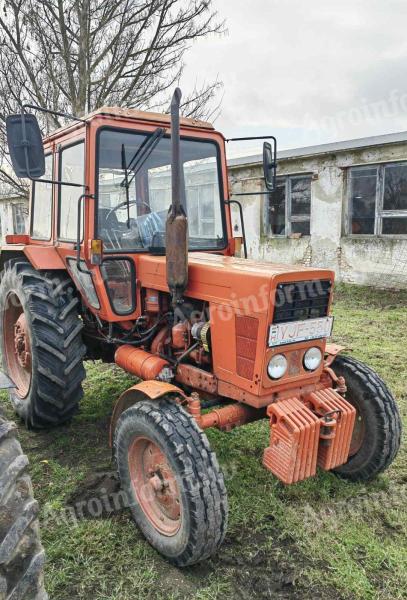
top-left (109, 380), bottom-right (186, 446)
top-left (324, 343), bottom-right (346, 366)
top-left (0, 243), bottom-right (66, 272)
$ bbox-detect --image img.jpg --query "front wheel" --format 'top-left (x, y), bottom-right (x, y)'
top-left (331, 355), bottom-right (402, 481)
top-left (114, 398), bottom-right (228, 566)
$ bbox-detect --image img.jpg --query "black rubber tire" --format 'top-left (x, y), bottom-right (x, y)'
top-left (114, 398), bottom-right (228, 567)
top-left (0, 259), bottom-right (86, 428)
top-left (0, 417), bottom-right (47, 599)
top-left (331, 355), bottom-right (402, 481)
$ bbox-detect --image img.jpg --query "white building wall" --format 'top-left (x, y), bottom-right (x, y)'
top-left (228, 140), bottom-right (407, 289)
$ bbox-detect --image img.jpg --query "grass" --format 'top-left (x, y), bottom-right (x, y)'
top-left (1, 283), bottom-right (406, 599)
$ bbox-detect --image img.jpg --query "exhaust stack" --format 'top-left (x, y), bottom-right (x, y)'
top-left (166, 87), bottom-right (188, 307)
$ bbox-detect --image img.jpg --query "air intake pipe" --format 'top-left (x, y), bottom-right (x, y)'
top-left (166, 87), bottom-right (188, 307)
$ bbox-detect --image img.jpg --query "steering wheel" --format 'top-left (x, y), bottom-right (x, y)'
top-left (106, 199), bottom-right (152, 223)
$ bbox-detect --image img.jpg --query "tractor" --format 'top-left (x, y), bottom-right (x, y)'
top-left (0, 88), bottom-right (401, 567)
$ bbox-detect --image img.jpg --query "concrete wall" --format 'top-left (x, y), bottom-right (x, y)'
top-left (228, 141), bottom-right (407, 289)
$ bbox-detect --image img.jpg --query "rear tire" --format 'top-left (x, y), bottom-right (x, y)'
top-left (0, 260), bottom-right (86, 428)
top-left (332, 355), bottom-right (402, 481)
top-left (0, 417), bottom-right (47, 599)
top-left (114, 398), bottom-right (228, 567)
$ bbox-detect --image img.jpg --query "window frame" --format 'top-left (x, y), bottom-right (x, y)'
top-left (57, 139), bottom-right (85, 242)
top-left (347, 161), bottom-right (407, 238)
top-left (267, 173), bottom-right (312, 238)
top-left (94, 125), bottom-right (228, 254)
top-left (100, 257), bottom-right (136, 316)
top-left (30, 152), bottom-right (54, 241)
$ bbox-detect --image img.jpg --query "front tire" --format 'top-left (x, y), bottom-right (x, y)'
top-left (332, 355), bottom-right (402, 481)
top-left (0, 260), bottom-right (86, 428)
top-left (114, 398), bottom-right (228, 567)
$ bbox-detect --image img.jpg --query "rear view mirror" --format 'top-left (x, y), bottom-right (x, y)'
top-left (263, 140), bottom-right (277, 192)
top-left (6, 113), bottom-right (45, 179)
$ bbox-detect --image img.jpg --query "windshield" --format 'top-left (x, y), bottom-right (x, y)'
top-left (97, 128), bottom-right (226, 251)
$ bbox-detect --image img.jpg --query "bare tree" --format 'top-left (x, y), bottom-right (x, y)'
top-left (0, 0), bottom-right (224, 197)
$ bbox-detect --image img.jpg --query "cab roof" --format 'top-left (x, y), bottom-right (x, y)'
top-left (43, 105), bottom-right (215, 144)
top-left (87, 106), bottom-right (215, 130)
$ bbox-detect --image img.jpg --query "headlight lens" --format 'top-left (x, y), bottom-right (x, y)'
top-left (303, 347), bottom-right (323, 371)
top-left (268, 354), bottom-right (288, 379)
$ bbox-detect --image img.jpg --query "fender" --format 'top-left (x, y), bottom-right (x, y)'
top-left (109, 380), bottom-right (186, 447)
top-left (324, 343), bottom-right (346, 367)
top-left (0, 242), bottom-right (65, 272)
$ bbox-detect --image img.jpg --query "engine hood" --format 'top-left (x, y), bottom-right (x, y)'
top-left (138, 252), bottom-right (335, 315)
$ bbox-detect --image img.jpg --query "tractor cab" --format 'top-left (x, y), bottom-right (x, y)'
top-left (3, 101), bottom-right (275, 322)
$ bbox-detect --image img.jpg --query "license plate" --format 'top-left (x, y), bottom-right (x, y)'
top-left (268, 316), bottom-right (334, 347)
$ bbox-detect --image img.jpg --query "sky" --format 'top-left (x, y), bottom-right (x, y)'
top-left (182, 0), bottom-right (407, 156)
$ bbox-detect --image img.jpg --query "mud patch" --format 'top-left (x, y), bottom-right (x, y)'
top-left (214, 530), bottom-right (344, 600)
top-left (66, 471), bottom-right (125, 519)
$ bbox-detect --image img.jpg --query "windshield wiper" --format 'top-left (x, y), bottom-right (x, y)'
top-left (120, 127), bottom-right (166, 227)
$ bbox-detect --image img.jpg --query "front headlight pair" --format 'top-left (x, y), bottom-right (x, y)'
top-left (267, 347), bottom-right (322, 380)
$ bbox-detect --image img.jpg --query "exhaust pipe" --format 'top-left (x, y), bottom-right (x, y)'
top-left (166, 87), bottom-right (188, 307)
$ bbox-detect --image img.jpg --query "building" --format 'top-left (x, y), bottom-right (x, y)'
top-left (228, 132), bottom-right (407, 289)
top-left (0, 194), bottom-right (29, 242)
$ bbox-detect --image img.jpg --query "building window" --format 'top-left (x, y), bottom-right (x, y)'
top-left (12, 204), bottom-right (28, 234)
top-left (268, 175), bottom-right (311, 236)
top-left (348, 163), bottom-right (407, 235)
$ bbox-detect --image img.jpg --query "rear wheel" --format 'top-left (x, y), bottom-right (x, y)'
top-left (114, 398), bottom-right (228, 566)
top-left (332, 355), bottom-right (402, 481)
top-left (0, 260), bottom-right (86, 428)
top-left (0, 416), bottom-right (47, 599)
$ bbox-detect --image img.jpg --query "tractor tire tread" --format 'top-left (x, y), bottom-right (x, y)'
top-left (332, 355), bottom-right (401, 481)
top-left (0, 418), bottom-right (47, 599)
top-left (0, 260), bottom-right (85, 428)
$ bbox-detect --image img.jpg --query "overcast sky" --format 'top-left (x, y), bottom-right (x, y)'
top-left (182, 0), bottom-right (407, 155)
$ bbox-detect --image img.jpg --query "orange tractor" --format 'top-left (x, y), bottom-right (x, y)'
top-left (0, 89), bottom-right (401, 566)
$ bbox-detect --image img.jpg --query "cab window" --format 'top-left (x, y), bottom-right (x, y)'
top-left (58, 142), bottom-right (85, 241)
top-left (31, 153), bottom-right (53, 239)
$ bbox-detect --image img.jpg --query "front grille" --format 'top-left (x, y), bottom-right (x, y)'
top-left (272, 280), bottom-right (331, 324)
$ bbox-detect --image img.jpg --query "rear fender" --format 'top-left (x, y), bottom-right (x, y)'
top-left (0, 245), bottom-right (66, 272)
top-left (109, 380), bottom-right (186, 446)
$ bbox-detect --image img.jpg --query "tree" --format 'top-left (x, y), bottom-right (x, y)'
top-left (0, 0), bottom-right (224, 197)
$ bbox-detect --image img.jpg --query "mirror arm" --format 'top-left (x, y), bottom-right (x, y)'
top-left (226, 135), bottom-right (277, 143)
top-left (22, 104), bottom-right (87, 124)
top-left (225, 199), bottom-right (247, 259)
top-left (76, 193), bottom-right (95, 274)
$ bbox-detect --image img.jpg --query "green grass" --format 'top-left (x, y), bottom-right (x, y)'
top-left (1, 284), bottom-right (406, 599)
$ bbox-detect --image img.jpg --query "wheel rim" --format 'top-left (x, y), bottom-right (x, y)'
top-left (348, 400), bottom-right (365, 457)
top-left (3, 293), bottom-right (32, 398)
top-left (128, 436), bottom-right (181, 536)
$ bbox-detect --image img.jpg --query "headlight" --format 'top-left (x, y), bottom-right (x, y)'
top-left (303, 347), bottom-right (322, 371)
top-left (268, 354), bottom-right (288, 379)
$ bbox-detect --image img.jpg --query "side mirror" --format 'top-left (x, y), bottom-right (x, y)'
top-left (6, 112), bottom-right (45, 179)
top-left (263, 140), bottom-right (277, 192)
